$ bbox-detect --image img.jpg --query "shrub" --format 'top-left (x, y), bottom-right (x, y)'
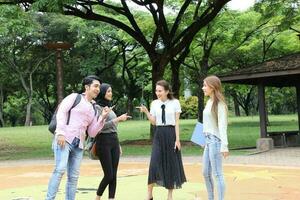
top-left (179, 96), bottom-right (198, 119)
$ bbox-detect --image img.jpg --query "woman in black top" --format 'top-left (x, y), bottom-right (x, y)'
top-left (95, 83), bottom-right (131, 200)
top-left (137, 80), bottom-right (186, 200)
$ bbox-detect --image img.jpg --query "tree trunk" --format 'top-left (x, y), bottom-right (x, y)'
top-left (170, 45), bottom-right (190, 98)
top-left (25, 93), bottom-right (33, 126)
top-left (244, 106), bottom-right (249, 116)
top-left (170, 59), bottom-right (181, 98)
top-left (197, 84), bottom-right (205, 123)
top-left (11, 117), bottom-right (17, 127)
top-left (151, 61), bottom-right (165, 99)
top-left (233, 95), bottom-right (241, 116)
top-left (196, 73), bottom-right (206, 123)
top-left (25, 73), bottom-right (34, 126)
top-left (18, 75), bottom-right (32, 126)
top-left (0, 84), bottom-right (4, 127)
top-left (127, 95), bottom-right (134, 116)
top-left (196, 51), bottom-right (210, 122)
top-left (150, 59), bottom-right (165, 139)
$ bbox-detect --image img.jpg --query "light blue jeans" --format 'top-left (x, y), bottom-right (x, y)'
top-left (202, 133), bottom-right (225, 200)
top-left (46, 138), bottom-right (83, 200)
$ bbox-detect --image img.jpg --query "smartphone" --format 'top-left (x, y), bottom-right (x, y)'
top-left (110, 105), bottom-right (116, 109)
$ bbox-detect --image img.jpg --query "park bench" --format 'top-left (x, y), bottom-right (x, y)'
top-left (267, 131), bottom-right (300, 147)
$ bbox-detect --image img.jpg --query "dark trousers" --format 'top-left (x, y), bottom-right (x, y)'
top-left (96, 133), bottom-right (120, 198)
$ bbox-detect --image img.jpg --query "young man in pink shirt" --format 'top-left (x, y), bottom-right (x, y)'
top-left (46, 75), bottom-right (110, 200)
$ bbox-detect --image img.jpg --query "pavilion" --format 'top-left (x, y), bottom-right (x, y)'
top-left (220, 53), bottom-right (300, 150)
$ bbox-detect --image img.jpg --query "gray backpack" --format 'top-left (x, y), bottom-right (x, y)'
top-left (48, 94), bottom-right (82, 134)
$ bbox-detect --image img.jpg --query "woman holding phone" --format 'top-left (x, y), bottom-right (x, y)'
top-left (95, 83), bottom-right (131, 200)
top-left (137, 80), bottom-right (186, 200)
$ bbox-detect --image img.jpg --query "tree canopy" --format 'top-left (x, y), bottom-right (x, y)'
top-left (0, 0), bottom-right (299, 127)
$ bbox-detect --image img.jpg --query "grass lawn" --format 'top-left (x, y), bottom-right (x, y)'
top-left (0, 114), bottom-right (298, 160)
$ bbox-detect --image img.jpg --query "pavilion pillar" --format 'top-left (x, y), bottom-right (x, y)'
top-left (56, 50), bottom-right (64, 103)
top-left (257, 84), bottom-right (273, 151)
top-left (44, 42), bottom-right (72, 104)
top-left (296, 85), bottom-right (300, 132)
top-left (258, 84), bottom-right (267, 138)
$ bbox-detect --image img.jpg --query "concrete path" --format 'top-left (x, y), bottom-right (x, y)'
top-left (0, 147), bottom-right (300, 200)
top-left (119, 147), bottom-right (300, 167)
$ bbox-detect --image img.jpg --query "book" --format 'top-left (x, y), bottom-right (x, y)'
top-left (190, 122), bottom-right (206, 147)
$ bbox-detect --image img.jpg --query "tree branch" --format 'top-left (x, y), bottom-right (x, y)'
top-left (150, 28), bottom-right (159, 49)
top-left (120, 0), bottom-right (145, 36)
top-left (63, 5), bottom-right (152, 53)
top-left (172, 0), bottom-right (230, 57)
top-left (131, 0), bottom-right (156, 6)
top-left (193, 0), bottom-right (203, 20)
top-left (170, 0), bottom-right (192, 39)
top-left (182, 61), bottom-right (197, 71)
top-left (31, 52), bottom-right (55, 74)
top-left (156, 1), bottom-right (170, 44)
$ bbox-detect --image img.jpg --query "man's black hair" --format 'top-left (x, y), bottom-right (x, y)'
top-left (82, 75), bottom-right (102, 89)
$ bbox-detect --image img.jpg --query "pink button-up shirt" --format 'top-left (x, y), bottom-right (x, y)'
top-left (55, 93), bottom-right (105, 149)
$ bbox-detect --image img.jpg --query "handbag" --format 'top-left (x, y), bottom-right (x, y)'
top-left (85, 136), bottom-right (98, 160)
top-left (90, 142), bottom-right (97, 159)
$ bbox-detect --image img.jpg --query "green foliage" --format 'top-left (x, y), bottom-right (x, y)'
top-left (0, 115), bottom-right (298, 160)
top-left (254, 0), bottom-right (300, 30)
top-left (3, 94), bottom-right (26, 126)
top-left (31, 0), bottom-right (77, 12)
top-left (179, 96), bottom-right (198, 119)
top-left (266, 87), bottom-right (297, 115)
top-left (0, 1), bottom-right (299, 126)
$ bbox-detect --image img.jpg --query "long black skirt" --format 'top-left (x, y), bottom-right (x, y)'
top-left (148, 126), bottom-right (186, 189)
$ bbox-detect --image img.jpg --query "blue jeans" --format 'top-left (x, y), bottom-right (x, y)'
top-left (46, 138), bottom-right (83, 200)
top-left (202, 133), bottom-right (225, 200)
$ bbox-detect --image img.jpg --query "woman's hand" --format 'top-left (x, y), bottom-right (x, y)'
top-left (174, 140), bottom-right (181, 151)
top-left (119, 145), bottom-right (123, 156)
top-left (118, 113), bottom-right (132, 122)
top-left (221, 151), bottom-right (229, 158)
top-left (136, 105), bottom-right (156, 125)
top-left (136, 105), bottom-right (149, 113)
top-left (101, 106), bottom-right (111, 119)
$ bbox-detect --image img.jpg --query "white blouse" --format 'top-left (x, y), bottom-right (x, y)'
top-left (150, 99), bottom-right (182, 126)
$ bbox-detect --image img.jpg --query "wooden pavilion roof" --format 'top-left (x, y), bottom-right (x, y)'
top-left (220, 53), bottom-right (300, 87)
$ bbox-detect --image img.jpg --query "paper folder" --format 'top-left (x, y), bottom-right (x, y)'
top-left (190, 122), bottom-right (206, 147)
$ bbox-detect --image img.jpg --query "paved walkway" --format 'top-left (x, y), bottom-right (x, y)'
top-left (118, 147), bottom-right (300, 167)
top-left (1, 147), bottom-right (300, 167)
top-left (0, 147), bottom-right (300, 200)
top-left (223, 147), bottom-right (300, 167)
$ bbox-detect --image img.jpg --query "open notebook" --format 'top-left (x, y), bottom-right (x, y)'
top-left (190, 122), bottom-right (206, 147)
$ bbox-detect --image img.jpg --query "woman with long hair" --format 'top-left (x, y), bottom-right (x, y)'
top-left (202, 75), bottom-right (229, 200)
top-left (137, 80), bottom-right (186, 200)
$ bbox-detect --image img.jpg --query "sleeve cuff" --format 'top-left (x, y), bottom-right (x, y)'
top-left (221, 144), bottom-right (229, 152)
top-left (55, 131), bottom-right (65, 136)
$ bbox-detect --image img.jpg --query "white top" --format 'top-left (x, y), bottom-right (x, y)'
top-left (203, 98), bottom-right (229, 152)
top-left (150, 99), bottom-right (182, 126)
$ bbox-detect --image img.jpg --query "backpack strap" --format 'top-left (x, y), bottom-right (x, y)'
top-left (91, 102), bottom-right (98, 116)
top-left (66, 93), bottom-right (82, 125)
